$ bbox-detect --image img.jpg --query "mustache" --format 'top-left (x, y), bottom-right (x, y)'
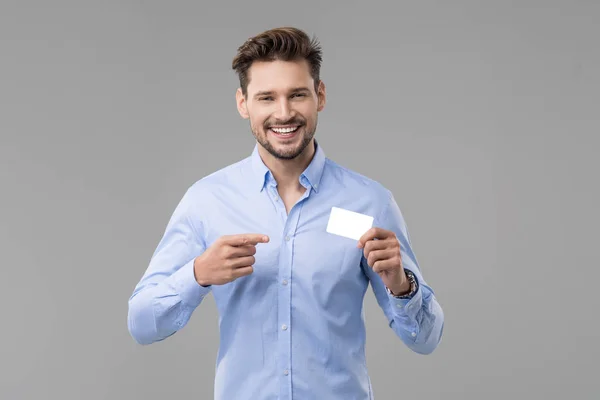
top-left (264, 118), bottom-right (305, 128)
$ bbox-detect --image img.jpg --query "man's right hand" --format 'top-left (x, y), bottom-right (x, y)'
top-left (193, 234), bottom-right (270, 286)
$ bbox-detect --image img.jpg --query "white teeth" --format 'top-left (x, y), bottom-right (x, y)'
top-left (271, 126), bottom-right (298, 134)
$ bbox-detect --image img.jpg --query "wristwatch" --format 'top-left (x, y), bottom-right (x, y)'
top-left (386, 269), bottom-right (418, 299)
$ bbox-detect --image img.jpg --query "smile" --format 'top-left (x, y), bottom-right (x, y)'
top-left (270, 126), bottom-right (299, 134)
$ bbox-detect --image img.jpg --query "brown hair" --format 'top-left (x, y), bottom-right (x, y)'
top-left (232, 27), bottom-right (323, 97)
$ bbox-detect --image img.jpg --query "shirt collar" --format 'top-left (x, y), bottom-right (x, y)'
top-left (250, 139), bottom-right (326, 193)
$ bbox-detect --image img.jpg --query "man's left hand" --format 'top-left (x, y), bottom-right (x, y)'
top-left (357, 227), bottom-right (410, 296)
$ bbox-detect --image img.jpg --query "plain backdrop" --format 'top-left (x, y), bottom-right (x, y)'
top-left (1, 1), bottom-right (599, 399)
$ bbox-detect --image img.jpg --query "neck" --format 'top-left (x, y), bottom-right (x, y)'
top-left (258, 140), bottom-right (316, 190)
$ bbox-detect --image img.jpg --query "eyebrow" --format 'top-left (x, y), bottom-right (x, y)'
top-left (253, 87), bottom-right (311, 99)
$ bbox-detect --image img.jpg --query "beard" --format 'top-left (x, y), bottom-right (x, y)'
top-left (250, 115), bottom-right (317, 160)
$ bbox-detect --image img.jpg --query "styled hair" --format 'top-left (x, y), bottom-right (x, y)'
top-left (232, 27), bottom-right (323, 97)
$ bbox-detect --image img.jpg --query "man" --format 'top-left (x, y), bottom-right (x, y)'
top-left (128, 27), bottom-right (444, 399)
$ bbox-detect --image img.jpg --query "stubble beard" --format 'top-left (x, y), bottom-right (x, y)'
top-left (251, 116), bottom-right (317, 160)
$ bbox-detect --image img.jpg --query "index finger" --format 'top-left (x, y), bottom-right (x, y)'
top-left (356, 227), bottom-right (392, 248)
top-left (223, 234), bottom-right (270, 247)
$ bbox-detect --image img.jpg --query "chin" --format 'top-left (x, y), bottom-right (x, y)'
top-left (270, 146), bottom-right (303, 160)
top-left (262, 140), bottom-right (304, 160)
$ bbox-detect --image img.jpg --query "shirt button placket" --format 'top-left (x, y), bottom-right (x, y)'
top-left (278, 197), bottom-right (305, 400)
top-left (281, 231), bottom-right (296, 399)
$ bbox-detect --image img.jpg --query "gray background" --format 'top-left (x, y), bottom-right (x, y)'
top-left (1, 1), bottom-right (598, 399)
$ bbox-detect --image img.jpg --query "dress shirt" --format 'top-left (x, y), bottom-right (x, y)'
top-left (128, 140), bottom-right (444, 399)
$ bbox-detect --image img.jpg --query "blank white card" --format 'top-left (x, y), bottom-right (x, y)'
top-left (326, 206), bottom-right (374, 241)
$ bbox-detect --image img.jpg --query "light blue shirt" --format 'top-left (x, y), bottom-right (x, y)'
top-left (128, 141), bottom-right (444, 399)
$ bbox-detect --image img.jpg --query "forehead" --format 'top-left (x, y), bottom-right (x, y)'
top-left (246, 59), bottom-right (313, 94)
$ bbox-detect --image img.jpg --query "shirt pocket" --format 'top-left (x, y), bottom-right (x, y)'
top-left (301, 231), bottom-right (365, 286)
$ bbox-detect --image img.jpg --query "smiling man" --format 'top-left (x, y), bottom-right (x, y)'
top-left (240, 60), bottom-right (318, 162)
top-left (128, 27), bottom-right (444, 400)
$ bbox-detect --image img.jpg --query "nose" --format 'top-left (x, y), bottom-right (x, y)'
top-left (274, 98), bottom-right (292, 121)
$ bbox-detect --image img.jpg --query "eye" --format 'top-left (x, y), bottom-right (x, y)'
top-left (259, 96), bottom-right (273, 101)
top-left (291, 93), bottom-right (306, 98)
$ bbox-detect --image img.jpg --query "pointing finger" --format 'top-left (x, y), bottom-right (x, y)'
top-left (224, 234), bottom-right (270, 246)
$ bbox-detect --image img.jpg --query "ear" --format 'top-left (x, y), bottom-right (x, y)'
top-left (317, 80), bottom-right (326, 112)
top-left (236, 88), bottom-right (249, 119)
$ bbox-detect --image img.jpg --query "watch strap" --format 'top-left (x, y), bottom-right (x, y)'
top-left (387, 269), bottom-right (418, 299)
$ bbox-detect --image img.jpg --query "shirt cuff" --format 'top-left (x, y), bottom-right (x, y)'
top-left (389, 271), bottom-right (423, 322)
top-left (166, 257), bottom-right (212, 308)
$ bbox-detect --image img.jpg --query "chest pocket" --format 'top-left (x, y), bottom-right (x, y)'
top-left (296, 230), bottom-right (365, 285)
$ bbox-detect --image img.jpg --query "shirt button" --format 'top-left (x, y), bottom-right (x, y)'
top-left (285, 235), bottom-right (290, 241)
top-left (282, 279), bottom-right (288, 285)
top-left (283, 369), bottom-right (289, 376)
top-left (282, 324), bottom-right (288, 331)
top-left (396, 303), bottom-right (403, 308)
top-left (411, 332), bottom-right (417, 337)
